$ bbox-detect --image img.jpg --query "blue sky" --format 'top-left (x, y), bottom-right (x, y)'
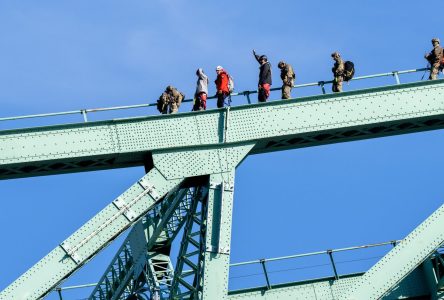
top-left (1, 1), bottom-right (444, 299)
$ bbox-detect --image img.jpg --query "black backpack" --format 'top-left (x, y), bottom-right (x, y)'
top-left (343, 61), bottom-right (355, 82)
top-left (441, 49), bottom-right (444, 69)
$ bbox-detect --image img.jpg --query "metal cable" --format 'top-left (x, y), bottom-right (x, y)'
top-left (229, 255), bottom-right (383, 280)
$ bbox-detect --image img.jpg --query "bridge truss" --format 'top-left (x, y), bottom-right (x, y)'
top-left (1, 76), bottom-right (444, 299)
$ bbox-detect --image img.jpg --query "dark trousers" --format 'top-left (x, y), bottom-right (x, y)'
top-left (258, 89), bottom-right (267, 102)
top-left (217, 92), bottom-right (229, 108)
top-left (258, 83), bottom-right (271, 102)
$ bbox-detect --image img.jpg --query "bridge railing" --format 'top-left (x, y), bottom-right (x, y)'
top-left (51, 240), bottom-right (400, 299)
top-left (0, 67), bottom-right (430, 127)
top-left (228, 240), bottom-right (399, 291)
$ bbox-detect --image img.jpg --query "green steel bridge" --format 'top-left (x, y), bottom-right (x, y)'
top-left (1, 68), bottom-right (444, 300)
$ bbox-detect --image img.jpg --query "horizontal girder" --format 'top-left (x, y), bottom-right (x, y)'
top-left (227, 268), bottom-right (430, 300)
top-left (0, 79), bottom-right (443, 180)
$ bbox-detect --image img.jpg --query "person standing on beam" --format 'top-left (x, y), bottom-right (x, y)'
top-left (331, 52), bottom-right (345, 92)
top-left (215, 66), bottom-right (230, 108)
top-left (193, 68), bottom-right (209, 111)
top-left (253, 50), bottom-right (272, 102)
top-left (425, 38), bottom-right (443, 80)
top-left (277, 60), bottom-right (295, 99)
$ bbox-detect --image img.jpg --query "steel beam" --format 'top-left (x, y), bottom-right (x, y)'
top-left (200, 172), bottom-right (235, 300)
top-left (1, 80), bottom-right (444, 179)
top-left (0, 168), bottom-right (181, 300)
top-left (227, 269), bottom-right (429, 300)
top-left (342, 204), bottom-right (444, 299)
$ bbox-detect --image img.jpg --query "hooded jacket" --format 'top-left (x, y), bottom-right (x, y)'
top-left (195, 68), bottom-right (209, 95)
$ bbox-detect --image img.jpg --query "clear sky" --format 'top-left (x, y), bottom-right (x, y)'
top-left (1, 1), bottom-right (444, 299)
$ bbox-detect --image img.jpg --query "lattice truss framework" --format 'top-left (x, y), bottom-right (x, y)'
top-left (85, 170), bottom-right (235, 300)
top-left (89, 185), bottom-right (209, 300)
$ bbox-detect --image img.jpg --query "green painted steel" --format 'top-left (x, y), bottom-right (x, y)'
top-left (2, 79), bottom-right (444, 299)
top-left (0, 168), bottom-right (182, 300)
top-left (200, 172), bottom-right (235, 300)
top-left (1, 80), bottom-right (444, 179)
top-left (227, 268), bottom-right (430, 300)
top-left (88, 187), bottom-right (195, 300)
top-left (168, 172), bottom-right (236, 300)
top-left (0, 145), bottom-right (251, 299)
top-left (342, 204), bottom-right (444, 299)
top-left (170, 186), bottom-right (207, 299)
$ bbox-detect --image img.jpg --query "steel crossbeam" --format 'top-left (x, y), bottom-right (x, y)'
top-left (226, 269), bottom-right (430, 300)
top-left (1, 80), bottom-right (444, 180)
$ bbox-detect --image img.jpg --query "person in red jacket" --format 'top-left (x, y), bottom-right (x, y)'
top-left (215, 65), bottom-right (230, 108)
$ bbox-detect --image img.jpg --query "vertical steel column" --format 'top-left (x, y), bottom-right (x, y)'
top-left (199, 171), bottom-right (235, 300)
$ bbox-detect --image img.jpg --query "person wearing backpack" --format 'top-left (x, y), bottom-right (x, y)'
top-left (157, 91), bottom-right (169, 114)
top-left (161, 85), bottom-right (184, 114)
top-left (331, 52), bottom-right (345, 92)
top-left (278, 61), bottom-right (295, 99)
top-left (193, 68), bottom-right (209, 111)
top-left (215, 66), bottom-right (230, 108)
top-left (424, 38), bottom-right (443, 80)
top-left (253, 50), bottom-right (272, 102)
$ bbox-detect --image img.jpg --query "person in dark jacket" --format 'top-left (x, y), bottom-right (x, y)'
top-left (425, 38), bottom-right (443, 80)
top-left (253, 50), bottom-right (272, 102)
